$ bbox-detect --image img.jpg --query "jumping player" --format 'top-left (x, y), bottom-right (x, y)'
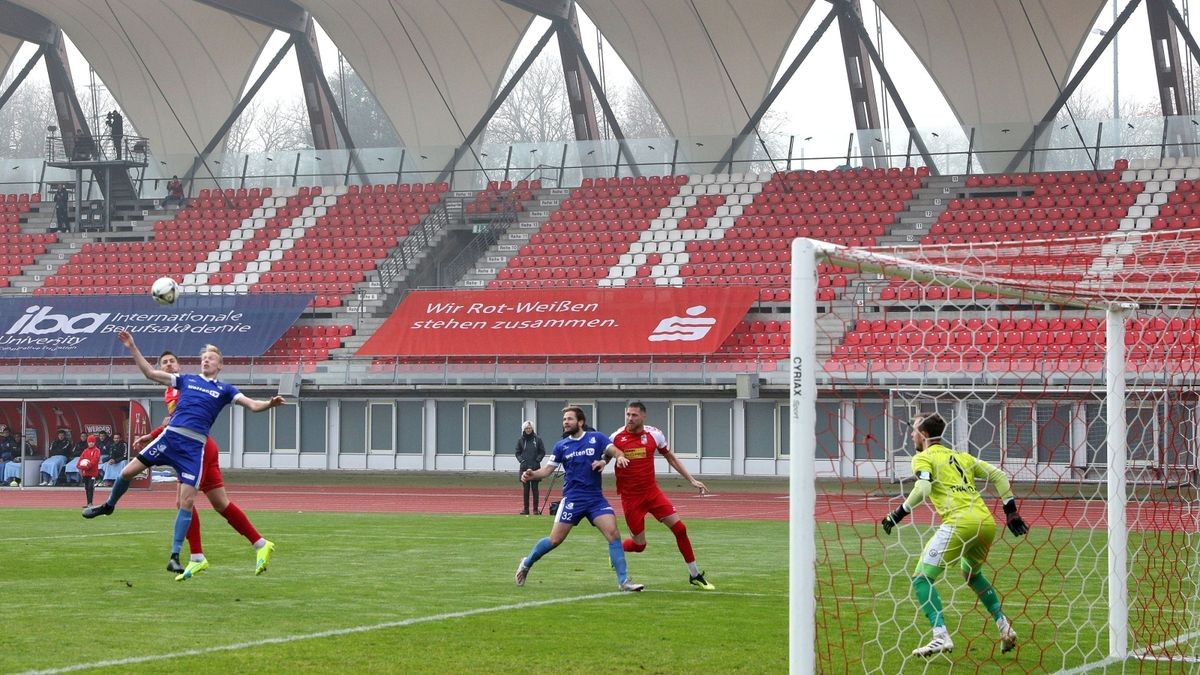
top-left (611, 400), bottom-right (715, 590)
top-left (84, 332), bottom-right (283, 576)
top-left (515, 406), bottom-right (644, 592)
top-left (131, 349), bottom-right (275, 580)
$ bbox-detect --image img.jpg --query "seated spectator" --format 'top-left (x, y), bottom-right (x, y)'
top-left (95, 429), bottom-right (113, 464)
top-left (0, 425), bottom-right (21, 486)
top-left (101, 432), bottom-right (128, 485)
top-left (39, 429), bottom-right (74, 486)
top-left (165, 175), bottom-right (184, 207)
top-left (64, 431), bottom-right (89, 485)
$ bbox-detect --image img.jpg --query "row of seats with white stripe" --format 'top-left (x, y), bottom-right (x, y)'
top-left (250, 205), bottom-right (330, 219)
top-left (1119, 217), bottom-right (1171, 230)
top-left (1121, 168), bottom-right (1200, 181)
top-left (639, 226), bottom-right (730, 242)
top-left (1125, 157), bottom-right (1200, 170)
top-left (686, 172), bottom-right (773, 184)
top-left (630, 240), bottom-right (701, 254)
top-left (678, 183), bottom-right (763, 196)
top-left (614, 252), bottom-right (693, 267)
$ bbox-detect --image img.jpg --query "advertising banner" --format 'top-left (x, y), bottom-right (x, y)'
top-left (0, 293), bottom-right (313, 359)
top-left (357, 287), bottom-right (759, 356)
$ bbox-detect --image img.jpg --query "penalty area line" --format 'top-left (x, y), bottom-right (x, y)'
top-left (0, 530), bottom-right (157, 542)
top-left (22, 591), bottom-right (626, 674)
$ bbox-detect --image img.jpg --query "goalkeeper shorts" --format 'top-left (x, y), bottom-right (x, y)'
top-left (916, 518), bottom-right (997, 575)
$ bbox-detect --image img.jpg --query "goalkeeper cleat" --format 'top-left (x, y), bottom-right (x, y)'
top-left (166, 555), bottom-right (184, 574)
top-left (912, 636), bottom-right (954, 658)
top-left (81, 502), bottom-right (113, 519)
top-left (515, 558), bottom-right (530, 587)
top-left (175, 558), bottom-right (209, 582)
top-left (619, 579), bottom-right (645, 592)
top-left (1000, 626), bottom-right (1018, 653)
top-left (689, 572), bottom-right (716, 590)
top-left (255, 540), bottom-right (275, 576)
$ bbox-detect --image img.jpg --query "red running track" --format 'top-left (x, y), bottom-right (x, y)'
top-left (5, 487), bottom-right (1194, 530)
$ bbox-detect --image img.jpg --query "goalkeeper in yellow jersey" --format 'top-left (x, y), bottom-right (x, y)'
top-left (879, 412), bottom-right (1029, 658)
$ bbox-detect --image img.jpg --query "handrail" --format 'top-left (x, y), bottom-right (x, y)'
top-left (377, 201), bottom-right (450, 289)
top-left (439, 197), bottom-right (518, 286)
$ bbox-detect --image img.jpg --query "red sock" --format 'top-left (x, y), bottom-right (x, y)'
top-left (186, 507), bottom-right (203, 555)
top-left (623, 538), bottom-right (647, 553)
top-left (218, 502), bottom-right (261, 544)
top-left (670, 520), bottom-right (695, 564)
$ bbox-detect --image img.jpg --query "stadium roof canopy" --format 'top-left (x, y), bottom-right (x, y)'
top-left (0, 0), bottom-right (1172, 166)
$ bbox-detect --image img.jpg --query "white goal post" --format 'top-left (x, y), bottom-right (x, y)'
top-left (789, 231), bottom-right (1200, 672)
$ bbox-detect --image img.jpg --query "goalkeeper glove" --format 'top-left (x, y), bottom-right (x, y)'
top-left (881, 505), bottom-right (909, 535)
top-left (1002, 499), bottom-right (1029, 536)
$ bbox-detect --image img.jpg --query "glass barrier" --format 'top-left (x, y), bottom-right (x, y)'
top-left (9, 115), bottom-right (1200, 197)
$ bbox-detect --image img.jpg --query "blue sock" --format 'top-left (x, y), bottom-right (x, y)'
top-left (171, 508), bottom-right (193, 556)
top-left (106, 475), bottom-right (131, 506)
top-left (609, 539), bottom-right (629, 584)
top-left (526, 537), bottom-right (554, 567)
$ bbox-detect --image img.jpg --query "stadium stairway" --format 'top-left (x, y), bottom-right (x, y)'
top-left (454, 180), bottom-right (562, 288)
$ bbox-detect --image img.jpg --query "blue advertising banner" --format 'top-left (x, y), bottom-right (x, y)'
top-left (0, 293), bottom-right (313, 359)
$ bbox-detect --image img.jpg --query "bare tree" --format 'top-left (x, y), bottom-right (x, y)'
top-left (326, 65), bottom-right (401, 148)
top-left (609, 81), bottom-right (670, 140)
top-left (0, 80), bottom-right (55, 158)
top-left (485, 55), bottom-right (572, 144)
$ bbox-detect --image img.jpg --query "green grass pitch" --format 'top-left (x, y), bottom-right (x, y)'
top-left (3, 510), bottom-right (785, 674)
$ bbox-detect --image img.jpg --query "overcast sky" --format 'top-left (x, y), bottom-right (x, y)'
top-left (0, 0), bottom-right (1170, 152)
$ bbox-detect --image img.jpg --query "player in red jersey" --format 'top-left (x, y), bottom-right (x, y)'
top-left (132, 350), bottom-right (275, 581)
top-left (610, 400), bottom-right (715, 590)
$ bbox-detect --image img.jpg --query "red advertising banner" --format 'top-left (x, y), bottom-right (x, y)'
top-left (356, 287), bottom-right (760, 356)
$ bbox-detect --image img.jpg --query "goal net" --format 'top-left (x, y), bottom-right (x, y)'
top-left (790, 228), bottom-right (1200, 673)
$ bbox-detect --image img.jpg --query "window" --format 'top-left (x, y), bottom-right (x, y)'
top-left (339, 401), bottom-right (366, 454)
top-left (272, 402), bottom-right (298, 453)
top-left (369, 403), bottom-right (394, 453)
top-left (669, 403), bottom-right (699, 457)
top-left (465, 402), bottom-right (494, 455)
top-left (396, 401), bottom-right (424, 455)
top-left (300, 401), bottom-right (326, 454)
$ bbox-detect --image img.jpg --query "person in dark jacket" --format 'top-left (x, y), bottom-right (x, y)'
top-left (515, 421), bottom-right (546, 515)
top-left (39, 429), bottom-right (74, 485)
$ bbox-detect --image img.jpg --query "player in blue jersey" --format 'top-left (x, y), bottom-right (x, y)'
top-left (83, 331), bottom-right (284, 568)
top-left (515, 406), bottom-right (644, 592)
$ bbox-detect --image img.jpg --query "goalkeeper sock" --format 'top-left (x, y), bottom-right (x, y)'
top-left (911, 575), bottom-right (946, 629)
top-left (526, 537), bottom-right (555, 567)
top-left (967, 572), bottom-right (1005, 622)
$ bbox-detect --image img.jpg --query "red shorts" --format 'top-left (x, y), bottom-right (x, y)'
top-left (619, 488), bottom-right (676, 535)
top-left (198, 436), bottom-right (224, 492)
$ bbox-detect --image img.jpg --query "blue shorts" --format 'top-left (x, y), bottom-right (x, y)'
top-left (136, 429), bottom-right (204, 488)
top-left (555, 492), bottom-right (615, 526)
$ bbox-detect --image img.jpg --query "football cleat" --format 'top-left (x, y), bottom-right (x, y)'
top-left (1000, 626), bottom-right (1018, 654)
top-left (175, 558), bottom-right (210, 582)
top-left (689, 572), bottom-right (716, 591)
top-left (82, 502), bottom-right (114, 519)
top-left (619, 580), bottom-right (645, 592)
top-left (166, 555), bottom-right (184, 574)
top-left (515, 558), bottom-right (530, 587)
top-left (912, 636), bottom-right (954, 657)
top-left (255, 540), bottom-right (275, 576)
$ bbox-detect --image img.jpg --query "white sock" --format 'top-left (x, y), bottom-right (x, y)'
top-left (253, 538), bottom-right (266, 549)
top-left (190, 554), bottom-right (205, 562)
top-left (687, 562), bottom-right (700, 577)
top-left (932, 627), bottom-right (950, 641)
top-left (997, 616), bottom-right (1011, 633)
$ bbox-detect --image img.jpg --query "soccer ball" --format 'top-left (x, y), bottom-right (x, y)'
top-left (151, 277), bottom-right (178, 305)
top-left (78, 459), bottom-right (91, 470)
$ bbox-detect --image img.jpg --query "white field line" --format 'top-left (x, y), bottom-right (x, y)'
top-left (1051, 629), bottom-right (1200, 674)
top-left (0, 530), bottom-right (156, 542)
top-left (21, 591), bottom-right (627, 675)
